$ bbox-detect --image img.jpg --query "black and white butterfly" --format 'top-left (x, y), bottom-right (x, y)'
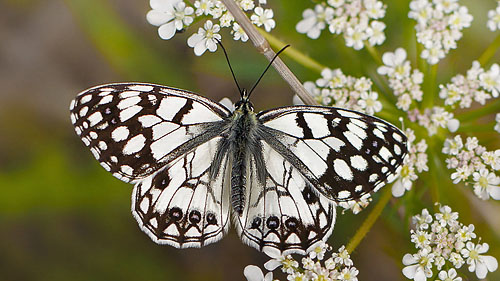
top-left (70, 79), bottom-right (407, 256)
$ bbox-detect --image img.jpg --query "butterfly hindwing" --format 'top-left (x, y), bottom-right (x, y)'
top-left (257, 106), bottom-right (408, 202)
top-left (132, 136), bottom-right (232, 248)
top-left (236, 141), bottom-right (336, 256)
top-left (69, 83), bottom-right (231, 183)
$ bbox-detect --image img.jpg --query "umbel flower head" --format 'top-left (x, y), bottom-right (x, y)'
top-left (244, 242), bottom-right (360, 281)
top-left (403, 204), bottom-right (498, 280)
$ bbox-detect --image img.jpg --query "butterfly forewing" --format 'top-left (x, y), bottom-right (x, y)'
top-left (257, 106), bottom-right (408, 202)
top-left (70, 83), bottom-right (231, 183)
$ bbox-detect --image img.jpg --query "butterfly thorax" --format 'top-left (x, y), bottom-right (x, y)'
top-left (227, 96), bottom-right (260, 215)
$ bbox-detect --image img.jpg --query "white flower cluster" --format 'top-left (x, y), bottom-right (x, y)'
top-left (245, 242), bottom-right (359, 281)
top-left (439, 61), bottom-right (500, 109)
top-left (415, 106), bottom-right (459, 136)
top-left (392, 129), bottom-right (428, 197)
top-left (300, 68), bottom-right (382, 115)
top-left (487, 1), bottom-right (500, 31)
top-left (377, 48), bottom-right (424, 111)
top-left (147, 0), bottom-right (274, 56)
top-left (408, 0), bottom-right (473, 64)
top-left (442, 135), bottom-right (500, 200)
top-left (403, 204), bottom-right (498, 280)
top-left (296, 0), bottom-right (387, 50)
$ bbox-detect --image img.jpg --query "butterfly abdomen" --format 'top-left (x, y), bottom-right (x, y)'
top-left (228, 103), bottom-right (260, 215)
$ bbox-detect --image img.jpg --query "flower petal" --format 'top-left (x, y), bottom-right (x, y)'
top-left (158, 21), bottom-right (177, 40)
top-left (147, 10), bottom-right (171, 26)
top-left (243, 265), bottom-right (264, 281)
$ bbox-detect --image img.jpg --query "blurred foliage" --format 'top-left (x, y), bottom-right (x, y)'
top-left (0, 0), bottom-right (499, 280)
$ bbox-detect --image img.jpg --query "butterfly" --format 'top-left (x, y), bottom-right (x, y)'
top-left (70, 79), bottom-right (407, 256)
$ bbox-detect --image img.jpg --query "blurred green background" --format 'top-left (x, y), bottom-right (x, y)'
top-left (1, 0), bottom-right (499, 280)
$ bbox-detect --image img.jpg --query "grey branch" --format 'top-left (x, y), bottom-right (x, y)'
top-left (219, 0), bottom-right (317, 106)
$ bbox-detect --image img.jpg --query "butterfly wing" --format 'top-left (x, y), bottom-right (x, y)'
top-left (257, 106), bottom-right (408, 203)
top-left (70, 83), bottom-right (231, 183)
top-left (70, 83), bottom-right (232, 247)
top-left (235, 141), bottom-right (336, 256)
top-left (132, 136), bottom-right (232, 248)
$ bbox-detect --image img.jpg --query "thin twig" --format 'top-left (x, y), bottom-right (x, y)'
top-left (219, 0), bottom-right (317, 105)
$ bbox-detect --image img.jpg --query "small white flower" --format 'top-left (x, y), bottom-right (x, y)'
top-left (194, 0), bottom-right (213, 16)
top-left (296, 5), bottom-right (334, 39)
top-left (147, 0), bottom-right (194, 40)
top-left (442, 135), bottom-right (463, 156)
top-left (337, 266), bottom-right (359, 281)
top-left (487, 5), bottom-right (500, 31)
top-left (437, 268), bottom-right (461, 281)
top-left (219, 12), bottom-right (234, 27)
top-left (449, 252), bottom-right (465, 268)
top-left (251, 7), bottom-right (275, 32)
top-left (309, 242), bottom-right (329, 260)
top-left (232, 22), bottom-right (248, 42)
top-left (420, 45), bottom-right (445, 65)
top-left (243, 265), bottom-right (273, 281)
top-left (455, 224), bottom-right (476, 243)
top-left (239, 0), bottom-right (255, 11)
top-left (472, 168), bottom-right (500, 200)
top-left (435, 205), bottom-right (459, 228)
top-left (411, 229), bottom-right (432, 249)
top-left (357, 91), bottom-right (382, 115)
top-left (413, 208), bottom-right (433, 230)
top-left (187, 20), bottom-right (221, 56)
top-left (333, 246), bottom-right (353, 266)
top-left (460, 242), bottom-right (499, 279)
top-left (378, 48), bottom-right (409, 77)
top-left (479, 63), bottom-right (500, 98)
top-left (402, 248), bottom-right (434, 281)
top-left (344, 25), bottom-right (367, 50)
top-left (364, 0), bottom-right (386, 19)
top-left (366, 21), bottom-right (386, 45)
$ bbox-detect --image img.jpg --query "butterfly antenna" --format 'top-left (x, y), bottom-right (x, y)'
top-left (216, 39), bottom-right (243, 96)
top-left (248, 45), bottom-right (290, 97)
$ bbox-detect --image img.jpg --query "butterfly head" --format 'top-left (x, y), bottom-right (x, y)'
top-left (234, 89), bottom-right (254, 113)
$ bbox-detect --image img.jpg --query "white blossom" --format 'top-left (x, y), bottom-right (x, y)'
top-left (487, 3), bottom-right (500, 31)
top-left (147, 0), bottom-right (194, 40)
top-left (187, 20), bottom-right (221, 56)
top-left (251, 7), bottom-right (275, 32)
top-left (409, 0), bottom-right (473, 64)
top-left (460, 242), bottom-right (498, 279)
top-left (296, 5), bottom-right (334, 39)
top-left (402, 248), bottom-right (434, 281)
top-left (296, 0), bottom-right (387, 49)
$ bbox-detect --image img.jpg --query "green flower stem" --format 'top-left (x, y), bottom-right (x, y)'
top-left (259, 29), bottom-right (325, 73)
top-left (422, 63), bottom-right (438, 109)
top-left (456, 121), bottom-right (497, 133)
top-left (478, 33), bottom-right (500, 66)
top-left (456, 98), bottom-right (500, 122)
top-left (346, 186), bottom-right (392, 254)
top-left (365, 43), bottom-right (383, 66)
top-left (427, 141), bottom-right (442, 208)
top-left (416, 43), bottom-right (426, 75)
